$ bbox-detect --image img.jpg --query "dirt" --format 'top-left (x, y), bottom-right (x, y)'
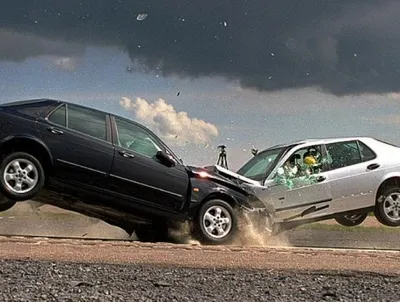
top-left (0, 202), bottom-right (399, 301)
top-left (1, 202), bottom-right (399, 250)
top-left (0, 238), bottom-right (399, 301)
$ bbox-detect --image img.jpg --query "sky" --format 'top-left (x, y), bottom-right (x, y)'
top-left (1, 1), bottom-right (400, 170)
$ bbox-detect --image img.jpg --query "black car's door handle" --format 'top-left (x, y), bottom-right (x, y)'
top-left (316, 175), bottom-right (326, 182)
top-left (46, 126), bottom-right (64, 135)
top-left (118, 150), bottom-right (135, 158)
top-left (367, 163), bottom-right (380, 170)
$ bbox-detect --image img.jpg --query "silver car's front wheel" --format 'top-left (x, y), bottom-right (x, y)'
top-left (375, 186), bottom-right (400, 227)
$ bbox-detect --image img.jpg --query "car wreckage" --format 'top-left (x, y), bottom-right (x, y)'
top-left (1, 99), bottom-right (399, 245)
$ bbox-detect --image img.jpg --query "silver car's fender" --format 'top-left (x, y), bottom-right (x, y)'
top-left (375, 171), bottom-right (400, 203)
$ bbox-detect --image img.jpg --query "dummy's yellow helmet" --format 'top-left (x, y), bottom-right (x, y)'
top-left (304, 156), bottom-right (316, 166)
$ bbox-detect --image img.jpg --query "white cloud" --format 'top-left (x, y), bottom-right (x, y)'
top-left (120, 97), bottom-right (219, 146)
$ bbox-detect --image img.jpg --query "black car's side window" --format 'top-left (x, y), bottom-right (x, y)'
top-left (325, 141), bottom-right (362, 170)
top-left (48, 104), bottom-right (107, 141)
top-left (67, 105), bottom-right (107, 141)
top-left (114, 117), bottom-right (162, 159)
top-left (48, 104), bottom-right (66, 127)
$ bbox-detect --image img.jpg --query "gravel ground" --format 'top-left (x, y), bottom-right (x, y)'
top-left (0, 259), bottom-right (398, 302)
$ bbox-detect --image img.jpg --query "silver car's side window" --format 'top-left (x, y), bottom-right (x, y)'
top-left (358, 141), bottom-right (376, 162)
top-left (273, 144), bottom-right (329, 189)
top-left (278, 145), bottom-right (325, 178)
top-left (325, 141), bottom-right (362, 170)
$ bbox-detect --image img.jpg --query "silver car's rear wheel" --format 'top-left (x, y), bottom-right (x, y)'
top-left (334, 213), bottom-right (368, 227)
top-left (375, 186), bottom-right (400, 227)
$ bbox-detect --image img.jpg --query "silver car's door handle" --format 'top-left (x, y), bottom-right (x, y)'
top-left (367, 163), bottom-right (380, 170)
top-left (316, 175), bottom-right (326, 182)
top-left (118, 150), bottom-right (135, 158)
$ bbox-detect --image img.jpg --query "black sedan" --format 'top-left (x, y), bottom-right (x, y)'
top-left (0, 99), bottom-right (263, 245)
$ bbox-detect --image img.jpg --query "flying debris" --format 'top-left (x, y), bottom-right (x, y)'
top-left (136, 13), bottom-right (148, 21)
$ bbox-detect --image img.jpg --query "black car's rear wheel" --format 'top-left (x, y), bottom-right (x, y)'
top-left (375, 186), bottom-right (400, 227)
top-left (334, 213), bottom-right (368, 227)
top-left (0, 152), bottom-right (45, 201)
top-left (193, 199), bottom-right (238, 245)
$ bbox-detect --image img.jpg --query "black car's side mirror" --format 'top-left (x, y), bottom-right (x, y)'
top-left (156, 150), bottom-right (176, 167)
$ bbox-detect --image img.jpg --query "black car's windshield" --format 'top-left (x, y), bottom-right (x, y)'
top-left (236, 147), bottom-right (287, 181)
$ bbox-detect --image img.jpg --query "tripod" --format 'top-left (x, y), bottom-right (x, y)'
top-left (216, 145), bottom-right (228, 169)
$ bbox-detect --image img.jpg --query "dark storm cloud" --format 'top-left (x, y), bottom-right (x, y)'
top-left (0, 29), bottom-right (84, 62)
top-left (0, 0), bottom-right (400, 95)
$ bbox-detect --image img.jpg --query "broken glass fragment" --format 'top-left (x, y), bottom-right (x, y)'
top-left (136, 13), bottom-right (148, 21)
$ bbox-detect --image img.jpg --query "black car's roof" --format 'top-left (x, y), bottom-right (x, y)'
top-left (1, 98), bottom-right (182, 160)
top-left (2, 98), bottom-right (133, 123)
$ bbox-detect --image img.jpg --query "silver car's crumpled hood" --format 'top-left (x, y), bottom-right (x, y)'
top-left (200, 165), bottom-right (275, 211)
top-left (210, 165), bottom-right (263, 187)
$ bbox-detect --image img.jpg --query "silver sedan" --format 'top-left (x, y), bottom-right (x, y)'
top-left (213, 137), bottom-right (400, 233)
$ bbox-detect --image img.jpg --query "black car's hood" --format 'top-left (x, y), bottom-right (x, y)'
top-left (187, 164), bottom-right (262, 194)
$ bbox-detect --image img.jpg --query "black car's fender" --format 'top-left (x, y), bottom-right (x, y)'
top-left (0, 134), bottom-right (54, 167)
top-left (185, 174), bottom-right (256, 218)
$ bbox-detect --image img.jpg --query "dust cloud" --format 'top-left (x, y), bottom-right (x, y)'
top-left (0, 201), bottom-right (289, 247)
top-left (165, 213), bottom-right (291, 247)
top-left (232, 213), bottom-right (291, 247)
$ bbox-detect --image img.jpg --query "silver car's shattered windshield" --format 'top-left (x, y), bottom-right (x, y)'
top-left (236, 147), bottom-right (287, 181)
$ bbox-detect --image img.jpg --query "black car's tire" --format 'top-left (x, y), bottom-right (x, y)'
top-left (0, 195), bottom-right (16, 212)
top-left (0, 152), bottom-right (45, 201)
top-left (193, 199), bottom-right (238, 245)
top-left (334, 213), bottom-right (368, 227)
top-left (375, 186), bottom-right (400, 227)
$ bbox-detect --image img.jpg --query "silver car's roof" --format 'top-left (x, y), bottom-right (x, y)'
top-left (266, 136), bottom-right (383, 150)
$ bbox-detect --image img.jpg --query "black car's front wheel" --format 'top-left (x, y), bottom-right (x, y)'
top-left (194, 199), bottom-right (238, 245)
top-left (0, 152), bottom-right (45, 201)
top-left (334, 213), bottom-right (368, 227)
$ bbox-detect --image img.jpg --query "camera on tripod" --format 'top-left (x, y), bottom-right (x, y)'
top-left (216, 144), bottom-right (228, 169)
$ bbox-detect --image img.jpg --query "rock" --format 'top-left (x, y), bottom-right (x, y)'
top-left (153, 281), bottom-right (173, 287)
top-left (68, 280), bottom-right (94, 287)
